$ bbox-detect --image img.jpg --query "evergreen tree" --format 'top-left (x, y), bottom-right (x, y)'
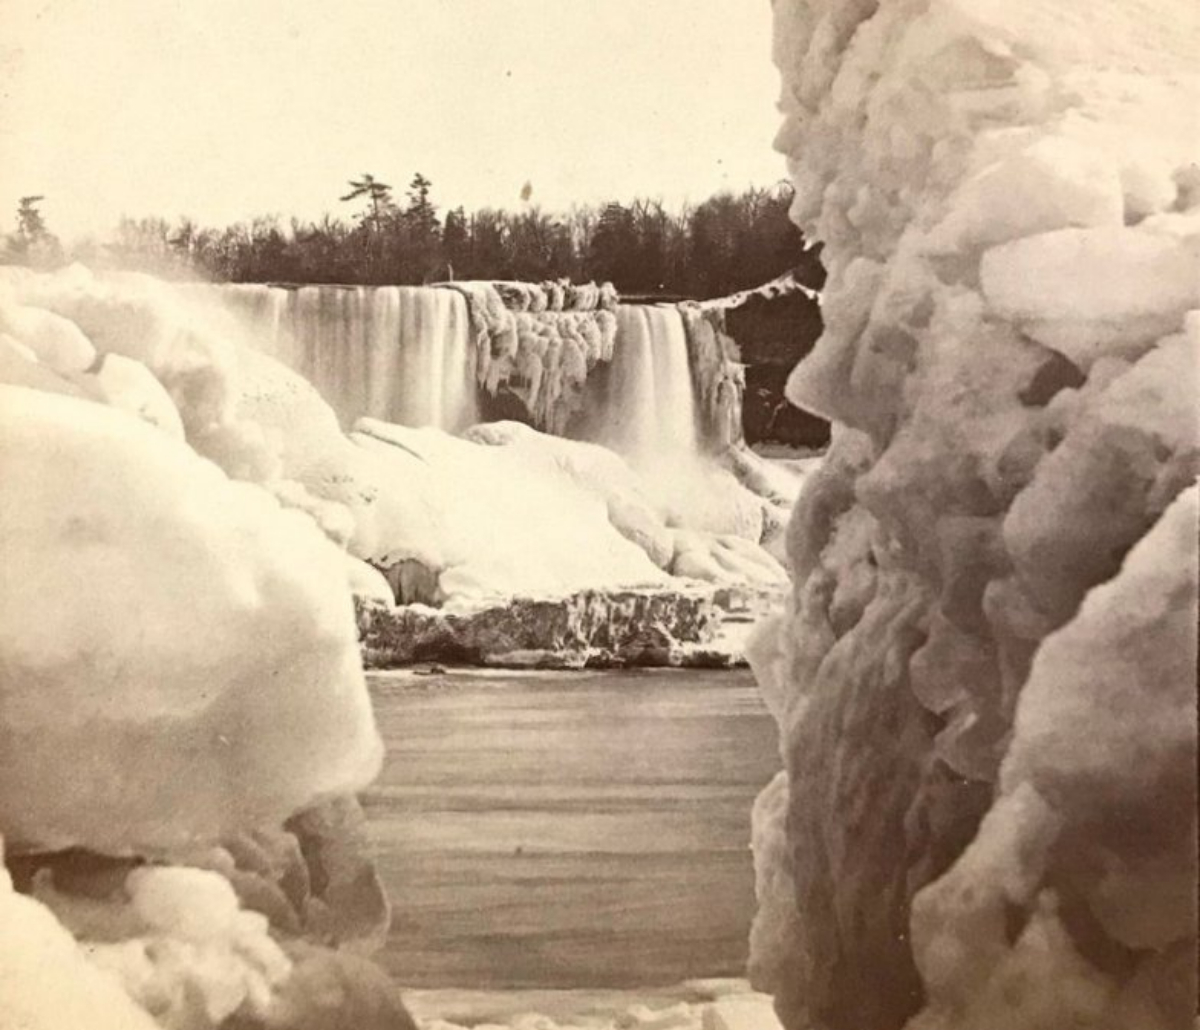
top-left (3, 195), bottom-right (64, 268)
top-left (340, 174), bottom-right (395, 228)
top-left (402, 173), bottom-right (442, 282)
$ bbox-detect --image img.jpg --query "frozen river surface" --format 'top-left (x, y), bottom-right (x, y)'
top-left (363, 667), bottom-right (779, 990)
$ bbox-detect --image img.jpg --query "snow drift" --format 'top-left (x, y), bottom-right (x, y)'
top-left (752, 1), bottom-right (1199, 1028)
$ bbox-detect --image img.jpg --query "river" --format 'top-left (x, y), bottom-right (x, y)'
top-left (362, 667), bottom-right (779, 991)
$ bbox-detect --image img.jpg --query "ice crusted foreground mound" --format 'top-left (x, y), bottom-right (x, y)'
top-left (0, 384), bottom-right (382, 853)
top-left (751, 1), bottom-right (1199, 1028)
top-left (0, 282), bottom-right (417, 1025)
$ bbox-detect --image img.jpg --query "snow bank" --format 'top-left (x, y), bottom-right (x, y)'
top-left (0, 384), bottom-right (381, 853)
top-left (352, 419), bottom-right (670, 602)
top-left (754, 1), bottom-right (1199, 1027)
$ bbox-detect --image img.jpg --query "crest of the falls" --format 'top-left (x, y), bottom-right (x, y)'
top-left (215, 284), bottom-right (478, 432)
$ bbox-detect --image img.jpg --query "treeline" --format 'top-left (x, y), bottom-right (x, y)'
top-left (9, 175), bottom-right (822, 299)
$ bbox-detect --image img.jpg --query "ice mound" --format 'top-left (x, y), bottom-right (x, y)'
top-left (753, 1), bottom-right (1199, 1027)
top-left (352, 419), bottom-right (671, 602)
top-left (0, 384), bottom-right (382, 853)
top-left (5, 834), bottom-right (417, 1030)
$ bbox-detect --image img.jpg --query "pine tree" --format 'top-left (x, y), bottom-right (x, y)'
top-left (3, 196), bottom-right (64, 268)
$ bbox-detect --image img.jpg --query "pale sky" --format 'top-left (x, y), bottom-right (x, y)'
top-left (0, 0), bottom-right (787, 241)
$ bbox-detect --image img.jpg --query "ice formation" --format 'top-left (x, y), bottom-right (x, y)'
top-left (0, 383), bottom-right (382, 853)
top-left (447, 279), bottom-right (619, 435)
top-left (0, 856), bottom-right (161, 1030)
top-left (406, 981), bottom-right (783, 1030)
top-left (679, 305), bottom-right (746, 451)
top-left (751, 1), bottom-right (1199, 1027)
top-left (352, 419), bottom-right (672, 602)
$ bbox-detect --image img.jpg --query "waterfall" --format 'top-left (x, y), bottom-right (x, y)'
top-left (203, 284), bottom-right (706, 459)
top-left (598, 305), bottom-right (698, 465)
top-left (644, 305), bottom-right (698, 454)
top-left (212, 284), bottom-right (478, 433)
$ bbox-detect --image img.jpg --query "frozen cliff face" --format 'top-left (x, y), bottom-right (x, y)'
top-left (753, 1), bottom-right (1199, 1028)
top-left (0, 384), bottom-right (382, 854)
top-left (447, 279), bottom-right (618, 435)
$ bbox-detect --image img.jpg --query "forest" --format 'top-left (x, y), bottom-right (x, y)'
top-left (3, 175), bottom-right (822, 299)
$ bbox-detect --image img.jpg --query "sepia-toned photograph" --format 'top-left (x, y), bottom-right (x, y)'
top-left (0, 1), bottom-right (1196, 1028)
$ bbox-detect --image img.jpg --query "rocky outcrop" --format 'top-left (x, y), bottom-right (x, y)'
top-left (698, 271), bottom-right (830, 451)
top-left (357, 588), bottom-right (720, 669)
top-left (751, 2), bottom-right (1199, 1029)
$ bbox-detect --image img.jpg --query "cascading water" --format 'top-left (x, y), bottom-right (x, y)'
top-left (600, 306), bottom-right (659, 460)
top-left (201, 282), bottom-right (709, 467)
top-left (645, 305), bottom-right (699, 455)
top-left (598, 305), bottom-right (698, 466)
top-left (212, 284), bottom-right (478, 432)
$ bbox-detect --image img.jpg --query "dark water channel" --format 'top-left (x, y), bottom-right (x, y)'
top-left (362, 667), bottom-right (779, 989)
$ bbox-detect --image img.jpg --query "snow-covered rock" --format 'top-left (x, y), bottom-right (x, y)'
top-left (0, 385), bottom-right (382, 854)
top-left (754, 1), bottom-right (1199, 1027)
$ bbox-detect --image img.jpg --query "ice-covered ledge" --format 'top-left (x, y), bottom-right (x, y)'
top-left (752, 2), bottom-right (1199, 1028)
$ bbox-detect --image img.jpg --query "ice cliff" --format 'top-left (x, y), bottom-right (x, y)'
top-left (750, 1), bottom-right (1199, 1028)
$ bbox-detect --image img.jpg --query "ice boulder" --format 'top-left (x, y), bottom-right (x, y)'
top-left (753, 1), bottom-right (1199, 1027)
top-left (0, 385), bottom-right (382, 854)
